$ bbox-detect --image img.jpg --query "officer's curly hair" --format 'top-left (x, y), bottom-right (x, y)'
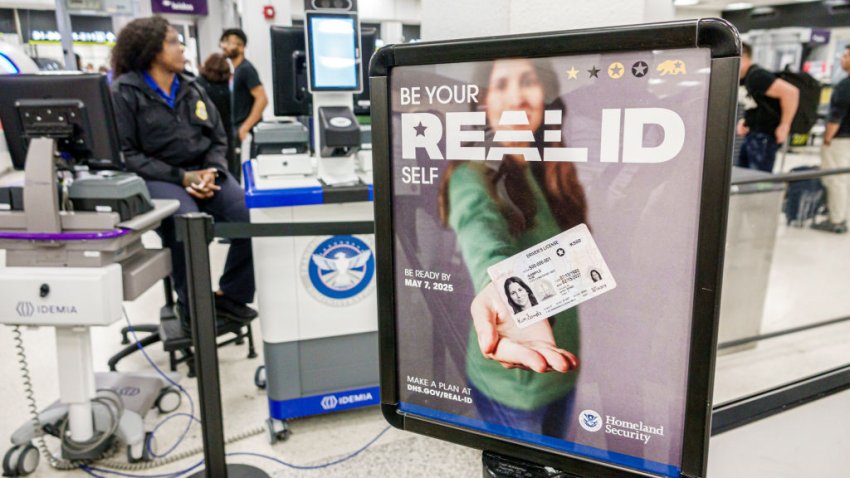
top-left (111, 16), bottom-right (171, 79)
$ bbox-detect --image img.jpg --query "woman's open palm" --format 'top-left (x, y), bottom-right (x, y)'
top-left (471, 282), bottom-right (579, 373)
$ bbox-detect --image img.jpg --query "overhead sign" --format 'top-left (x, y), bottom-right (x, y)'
top-left (371, 19), bottom-right (739, 478)
top-left (810, 28), bottom-right (830, 45)
top-left (18, 10), bottom-right (116, 44)
top-left (30, 29), bottom-right (115, 44)
top-left (151, 0), bottom-right (209, 16)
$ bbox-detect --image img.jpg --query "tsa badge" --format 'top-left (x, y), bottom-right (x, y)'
top-left (195, 100), bottom-right (209, 121)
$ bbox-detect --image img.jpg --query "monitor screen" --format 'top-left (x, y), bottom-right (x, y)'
top-left (306, 12), bottom-right (361, 92)
top-left (271, 26), bottom-right (310, 117)
top-left (354, 27), bottom-right (376, 114)
top-left (0, 74), bottom-right (123, 170)
top-left (273, 25), bottom-right (376, 116)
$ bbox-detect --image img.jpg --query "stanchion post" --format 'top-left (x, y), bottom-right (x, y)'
top-left (175, 213), bottom-right (269, 478)
top-left (175, 213), bottom-right (228, 478)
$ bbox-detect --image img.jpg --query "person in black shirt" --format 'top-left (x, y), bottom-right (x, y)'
top-left (111, 17), bottom-right (258, 329)
top-left (737, 42), bottom-right (799, 172)
top-left (813, 45), bottom-right (850, 234)
top-left (221, 28), bottom-right (268, 179)
top-left (197, 53), bottom-right (236, 178)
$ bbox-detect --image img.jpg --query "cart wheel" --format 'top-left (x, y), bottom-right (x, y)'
top-left (265, 418), bottom-right (290, 445)
top-left (3, 443), bottom-right (40, 476)
top-left (254, 366), bottom-right (267, 390)
top-left (155, 387), bottom-right (182, 414)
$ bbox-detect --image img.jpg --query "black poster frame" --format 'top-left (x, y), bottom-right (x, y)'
top-left (369, 18), bottom-right (740, 478)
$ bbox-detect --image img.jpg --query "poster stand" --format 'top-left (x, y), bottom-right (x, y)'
top-left (370, 18), bottom-right (741, 478)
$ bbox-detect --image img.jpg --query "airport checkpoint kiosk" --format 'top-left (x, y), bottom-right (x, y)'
top-left (370, 19), bottom-right (740, 478)
top-left (246, 5), bottom-right (379, 441)
top-left (0, 74), bottom-right (182, 476)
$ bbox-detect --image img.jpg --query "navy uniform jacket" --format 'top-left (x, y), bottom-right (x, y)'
top-left (111, 71), bottom-right (228, 184)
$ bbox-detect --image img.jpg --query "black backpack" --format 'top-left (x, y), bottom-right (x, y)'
top-left (776, 68), bottom-right (822, 135)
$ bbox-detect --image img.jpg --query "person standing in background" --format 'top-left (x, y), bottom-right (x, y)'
top-left (813, 45), bottom-right (850, 234)
top-left (737, 42), bottom-right (799, 173)
top-left (198, 53), bottom-right (236, 179)
top-left (220, 28), bottom-right (268, 182)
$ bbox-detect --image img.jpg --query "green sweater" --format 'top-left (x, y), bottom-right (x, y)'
top-left (448, 162), bottom-right (580, 411)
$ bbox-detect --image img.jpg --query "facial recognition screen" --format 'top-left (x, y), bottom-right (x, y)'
top-left (307, 13), bottom-right (361, 92)
top-left (389, 48), bottom-right (712, 477)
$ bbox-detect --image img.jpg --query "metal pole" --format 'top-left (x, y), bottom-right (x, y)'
top-left (54, 0), bottom-right (77, 70)
top-left (175, 213), bottom-right (269, 478)
top-left (175, 213), bottom-right (228, 478)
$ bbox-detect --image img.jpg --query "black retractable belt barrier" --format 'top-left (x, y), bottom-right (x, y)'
top-left (175, 213), bottom-right (270, 478)
top-left (214, 221), bottom-right (374, 239)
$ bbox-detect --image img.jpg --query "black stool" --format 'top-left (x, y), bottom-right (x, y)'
top-left (108, 277), bottom-right (257, 378)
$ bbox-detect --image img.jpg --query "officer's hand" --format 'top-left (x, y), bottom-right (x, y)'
top-left (186, 182), bottom-right (214, 199)
top-left (182, 170), bottom-right (215, 199)
top-left (199, 169), bottom-right (221, 193)
top-left (182, 171), bottom-right (201, 188)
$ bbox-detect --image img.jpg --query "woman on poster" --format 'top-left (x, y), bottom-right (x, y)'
top-left (439, 58), bottom-right (585, 437)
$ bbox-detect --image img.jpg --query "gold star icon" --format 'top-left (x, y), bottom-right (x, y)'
top-left (566, 66), bottom-right (578, 80)
top-left (608, 62), bottom-right (625, 79)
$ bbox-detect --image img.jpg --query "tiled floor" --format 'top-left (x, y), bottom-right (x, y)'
top-left (1, 149), bottom-right (848, 477)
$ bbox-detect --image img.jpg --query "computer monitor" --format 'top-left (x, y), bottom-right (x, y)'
top-left (353, 27), bottom-right (376, 115)
top-left (272, 25), bottom-right (376, 117)
top-left (305, 11), bottom-right (362, 93)
top-left (0, 73), bottom-right (123, 171)
top-left (271, 26), bottom-right (310, 117)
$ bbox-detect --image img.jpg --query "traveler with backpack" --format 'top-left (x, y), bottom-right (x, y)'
top-left (813, 45), bottom-right (850, 234)
top-left (737, 42), bottom-right (800, 173)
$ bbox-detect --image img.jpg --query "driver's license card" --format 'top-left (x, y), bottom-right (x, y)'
top-left (487, 223), bottom-right (616, 328)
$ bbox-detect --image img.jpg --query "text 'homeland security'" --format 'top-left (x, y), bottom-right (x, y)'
top-left (605, 415), bottom-right (665, 445)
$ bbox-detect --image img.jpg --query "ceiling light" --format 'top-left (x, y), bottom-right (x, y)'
top-left (725, 2), bottom-right (754, 10)
top-left (674, 0), bottom-right (700, 6)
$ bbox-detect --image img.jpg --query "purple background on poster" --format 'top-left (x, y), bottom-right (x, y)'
top-left (389, 48), bottom-right (712, 473)
top-left (151, 0), bottom-right (208, 16)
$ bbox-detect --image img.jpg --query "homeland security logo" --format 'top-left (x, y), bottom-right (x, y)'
top-left (579, 410), bottom-right (603, 432)
top-left (578, 410), bottom-right (665, 445)
top-left (302, 235), bottom-right (375, 306)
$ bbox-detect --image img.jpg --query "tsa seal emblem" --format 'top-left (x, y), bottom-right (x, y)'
top-left (302, 235), bottom-right (375, 306)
